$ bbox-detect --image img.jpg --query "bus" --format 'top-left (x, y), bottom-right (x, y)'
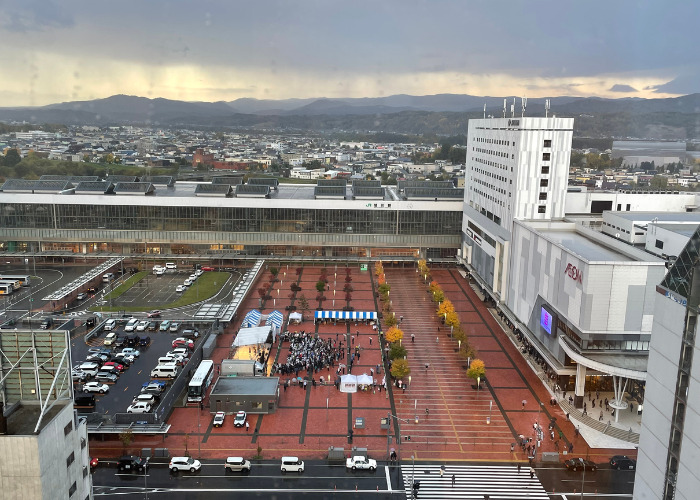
top-left (0, 284), bottom-right (13, 295)
top-left (0, 279), bottom-right (21, 291)
top-left (187, 360), bottom-right (215, 404)
top-left (0, 275), bottom-right (31, 287)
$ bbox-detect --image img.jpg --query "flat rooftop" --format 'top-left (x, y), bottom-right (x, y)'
top-left (541, 229), bottom-right (633, 262)
top-left (656, 222), bottom-right (700, 238)
top-left (211, 376), bottom-right (280, 396)
top-left (5, 400), bottom-right (71, 435)
top-left (607, 211), bottom-right (700, 223)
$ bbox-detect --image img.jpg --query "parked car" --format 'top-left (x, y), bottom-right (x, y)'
top-left (124, 318), bottom-right (139, 332)
top-left (72, 368), bottom-right (88, 382)
top-left (182, 329), bottom-right (200, 339)
top-left (169, 456), bottom-right (201, 473)
top-left (175, 285), bottom-right (186, 293)
top-left (159, 320), bottom-right (171, 331)
top-left (135, 320), bottom-right (149, 332)
top-left (172, 338), bottom-right (194, 350)
top-left (86, 353), bottom-right (110, 364)
top-left (113, 353), bottom-right (135, 365)
top-left (94, 371), bottom-right (118, 383)
top-left (74, 395), bottom-right (96, 408)
top-left (126, 334), bottom-right (140, 346)
top-left (127, 402), bottom-right (152, 413)
top-left (147, 310), bottom-right (161, 318)
top-left (565, 458), bottom-right (598, 472)
top-left (78, 362), bottom-right (100, 377)
top-left (346, 456), bottom-right (377, 471)
top-left (132, 394), bottom-right (156, 406)
top-left (40, 317), bottom-right (54, 329)
top-left (280, 456), bottom-right (304, 474)
top-left (82, 382), bottom-right (109, 394)
top-left (141, 380), bottom-right (167, 393)
top-left (233, 411), bottom-right (247, 427)
top-left (183, 279), bottom-right (193, 287)
top-left (147, 321), bottom-right (158, 331)
top-left (609, 455), bottom-right (636, 470)
top-left (103, 332), bottom-right (117, 346)
top-left (189, 274), bottom-right (197, 281)
top-left (102, 361), bottom-right (125, 372)
top-left (77, 292), bottom-right (87, 300)
top-left (201, 266), bottom-right (214, 271)
top-left (165, 262), bottom-right (177, 270)
top-left (213, 412), bottom-right (225, 427)
top-left (114, 335), bottom-right (127, 347)
top-left (169, 322), bottom-right (180, 332)
top-left (118, 456), bottom-right (148, 473)
top-left (224, 456), bottom-right (251, 473)
top-left (168, 347), bottom-right (188, 358)
top-left (121, 348), bottom-right (141, 357)
top-left (138, 336), bottom-right (152, 347)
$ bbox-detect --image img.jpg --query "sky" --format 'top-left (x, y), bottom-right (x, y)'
top-left (0, 0), bottom-right (698, 107)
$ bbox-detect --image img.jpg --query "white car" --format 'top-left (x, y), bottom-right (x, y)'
top-left (195, 270), bottom-right (203, 277)
top-left (136, 320), bottom-right (149, 332)
top-left (189, 274), bottom-right (197, 281)
top-left (127, 402), bottom-right (152, 413)
top-left (213, 412), bottom-right (225, 427)
top-left (183, 279), bottom-right (193, 287)
top-left (346, 456), bottom-right (377, 471)
top-left (169, 322), bottom-right (181, 332)
top-left (82, 382), bottom-right (109, 394)
top-left (114, 352), bottom-right (136, 364)
top-left (169, 456), bottom-right (201, 473)
top-left (121, 348), bottom-right (141, 357)
top-left (233, 411), bottom-right (247, 427)
top-left (175, 285), bottom-right (186, 293)
top-left (124, 318), bottom-right (139, 332)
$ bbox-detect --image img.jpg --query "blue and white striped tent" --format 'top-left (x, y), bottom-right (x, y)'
top-left (242, 309), bottom-right (261, 328)
top-left (314, 310), bottom-right (377, 322)
top-left (266, 310), bottom-right (284, 330)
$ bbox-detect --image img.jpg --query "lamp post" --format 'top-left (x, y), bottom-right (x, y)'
top-left (143, 457), bottom-right (150, 500)
top-left (408, 375), bottom-right (411, 392)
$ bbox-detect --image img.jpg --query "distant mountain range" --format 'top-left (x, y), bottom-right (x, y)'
top-left (1, 93), bottom-right (699, 139)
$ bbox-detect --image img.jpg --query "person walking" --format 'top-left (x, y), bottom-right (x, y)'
top-left (440, 466), bottom-right (444, 478)
top-left (245, 421), bottom-right (250, 432)
top-left (530, 467), bottom-right (535, 479)
top-left (451, 474), bottom-right (456, 487)
top-left (369, 336), bottom-right (372, 346)
top-left (411, 333), bottom-right (415, 343)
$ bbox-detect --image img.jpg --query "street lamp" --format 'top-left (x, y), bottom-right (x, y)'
top-left (408, 375), bottom-right (411, 391)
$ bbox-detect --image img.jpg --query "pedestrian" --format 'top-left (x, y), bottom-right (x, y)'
top-left (568, 443), bottom-right (574, 453)
top-left (245, 421), bottom-right (250, 432)
top-left (369, 336), bottom-right (372, 346)
top-left (436, 336), bottom-right (439, 344)
top-left (596, 390), bottom-right (600, 400)
top-left (599, 410), bottom-right (603, 421)
top-left (530, 467), bottom-right (535, 479)
top-left (574, 426), bottom-right (579, 437)
top-left (283, 381), bottom-right (287, 392)
top-left (522, 399), bottom-right (527, 410)
top-left (440, 466), bottom-right (444, 478)
top-left (351, 335), bottom-right (355, 345)
top-left (451, 474), bottom-right (456, 487)
top-left (517, 463), bottom-right (521, 474)
top-left (630, 403), bottom-right (634, 413)
top-left (510, 443), bottom-right (514, 452)
top-left (411, 333), bottom-right (415, 343)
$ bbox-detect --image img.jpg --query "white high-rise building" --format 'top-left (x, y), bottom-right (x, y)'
top-left (461, 116), bottom-right (574, 300)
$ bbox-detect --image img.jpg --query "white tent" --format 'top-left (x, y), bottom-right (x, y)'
top-left (232, 326), bottom-right (273, 347)
top-left (289, 312), bottom-right (302, 323)
top-left (340, 374), bottom-right (358, 393)
top-left (356, 373), bottom-right (373, 386)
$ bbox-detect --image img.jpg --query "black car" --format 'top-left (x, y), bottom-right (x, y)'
top-left (138, 336), bottom-right (151, 347)
top-left (147, 321), bottom-right (158, 331)
top-left (565, 458), bottom-right (597, 472)
top-left (610, 455), bottom-right (636, 470)
top-left (118, 456), bottom-right (148, 473)
top-left (182, 329), bottom-right (200, 339)
top-left (74, 395), bottom-right (96, 408)
top-left (114, 335), bottom-right (127, 347)
top-left (126, 334), bottom-right (140, 346)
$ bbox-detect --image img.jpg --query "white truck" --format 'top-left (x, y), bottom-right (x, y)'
top-left (346, 456), bottom-right (377, 471)
top-left (221, 359), bottom-right (265, 377)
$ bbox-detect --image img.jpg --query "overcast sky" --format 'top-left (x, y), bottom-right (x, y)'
top-left (1, 0), bottom-right (698, 106)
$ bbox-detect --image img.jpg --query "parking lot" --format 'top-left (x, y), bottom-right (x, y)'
top-left (71, 316), bottom-right (208, 418)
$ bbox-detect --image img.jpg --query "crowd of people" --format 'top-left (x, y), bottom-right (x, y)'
top-left (273, 330), bottom-right (344, 377)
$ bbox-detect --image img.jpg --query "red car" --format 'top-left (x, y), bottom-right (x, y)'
top-left (102, 361), bottom-right (125, 372)
top-left (201, 266), bottom-right (215, 271)
top-left (147, 310), bottom-right (161, 318)
top-left (90, 457), bottom-right (99, 470)
top-left (172, 338), bottom-right (194, 349)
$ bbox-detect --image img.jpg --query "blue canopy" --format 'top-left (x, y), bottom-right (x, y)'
top-left (314, 310), bottom-right (377, 321)
top-left (266, 310), bottom-right (284, 329)
top-left (242, 309), bottom-right (261, 328)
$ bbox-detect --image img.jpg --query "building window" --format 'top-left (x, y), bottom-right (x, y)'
top-left (64, 421), bottom-right (73, 436)
top-left (540, 179), bottom-right (549, 187)
top-left (251, 401), bottom-right (263, 409)
top-left (543, 140), bottom-right (552, 148)
top-left (539, 192), bottom-right (548, 201)
top-left (537, 205), bottom-right (546, 214)
top-left (541, 166), bottom-right (549, 174)
top-left (67, 451), bottom-right (75, 468)
top-left (542, 153), bottom-right (550, 161)
top-left (656, 239), bottom-right (664, 249)
top-left (68, 482), bottom-right (77, 497)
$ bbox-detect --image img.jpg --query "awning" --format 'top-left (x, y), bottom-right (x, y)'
top-left (289, 312), bottom-right (302, 322)
top-left (314, 310), bottom-right (377, 321)
top-left (242, 309), bottom-right (261, 328)
top-left (558, 337), bottom-right (647, 381)
top-left (232, 326), bottom-right (273, 347)
top-left (265, 310), bottom-right (283, 330)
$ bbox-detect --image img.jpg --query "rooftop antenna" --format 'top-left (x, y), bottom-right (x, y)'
top-left (521, 97), bottom-right (527, 117)
top-left (483, 103), bottom-right (486, 119)
top-left (503, 99), bottom-right (506, 118)
top-left (545, 99), bottom-right (551, 118)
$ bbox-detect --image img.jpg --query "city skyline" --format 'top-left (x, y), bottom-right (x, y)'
top-left (1, 0), bottom-right (698, 107)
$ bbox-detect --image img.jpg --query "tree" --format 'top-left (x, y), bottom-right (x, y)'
top-left (466, 359), bottom-right (486, 382)
top-left (389, 343), bottom-right (407, 360)
top-left (316, 280), bottom-right (326, 293)
top-left (444, 310), bottom-right (460, 328)
top-left (650, 176), bottom-right (668, 189)
top-left (297, 294), bottom-right (309, 314)
top-left (2, 148), bottom-right (21, 167)
top-left (432, 289), bottom-right (445, 303)
top-left (390, 358), bottom-right (411, 379)
top-left (437, 299), bottom-right (455, 317)
top-left (119, 429), bottom-right (134, 453)
top-left (385, 326), bottom-right (404, 343)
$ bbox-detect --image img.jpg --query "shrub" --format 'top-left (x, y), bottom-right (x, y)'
top-left (316, 281), bottom-right (326, 293)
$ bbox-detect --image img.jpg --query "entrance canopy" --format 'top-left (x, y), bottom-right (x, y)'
top-left (558, 337), bottom-right (647, 381)
top-left (314, 310), bottom-right (377, 321)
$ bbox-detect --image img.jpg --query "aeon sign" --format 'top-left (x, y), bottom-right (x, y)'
top-left (564, 263), bottom-right (583, 284)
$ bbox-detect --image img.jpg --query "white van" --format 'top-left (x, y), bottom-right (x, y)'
top-left (165, 262), bottom-right (177, 270)
top-left (79, 362), bottom-right (100, 377)
top-left (157, 356), bottom-right (179, 366)
top-left (102, 273), bottom-right (114, 282)
top-left (124, 318), bottom-right (139, 332)
top-left (104, 319), bottom-right (117, 331)
top-left (281, 456), bottom-right (304, 474)
top-left (151, 365), bottom-right (180, 379)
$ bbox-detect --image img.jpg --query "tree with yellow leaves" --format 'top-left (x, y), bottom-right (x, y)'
top-left (432, 289), bottom-right (445, 304)
top-left (437, 299), bottom-right (455, 317)
top-left (428, 280), bottom-right (441, 295)
top-left (385, 326), bottom-right (404, 343)
top-left (466, 359), bottom-right (486, 382)
top-left (444, 310), bottom-right (460, 328)
top-left (390, 358), bottom-right (411, 379)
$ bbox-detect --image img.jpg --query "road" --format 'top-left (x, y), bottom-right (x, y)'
top-left (91, 460), bottom-right (636, 499)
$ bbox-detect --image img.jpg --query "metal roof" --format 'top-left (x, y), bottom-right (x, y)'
top-left (113, 182), bottom-right (155, 195)
top-left (194, 184), bottom-right (232, 197)
top-left (352, 179), bottom-right (381, 190)
top-left (212, 176), bottom-right (243, 186)
top-left (40, 175), bottom-right (100, 182)
top-left (236, 184), bottom-right (270, 198)
top-left (211, 376), bottom-right (280, 397)
top-left (398, 180), bottom-right (454, 192)
top-left (248, 177), bottom-right (279, 189)
top-left (141, 175), bottom-right (175, 187)
top-left (404, 187), bottom-right (464, 200)
top-left (352, 186), bottom-right (385, 199)
top-left (314, 186), bottom-right (346, 199)
top-left (75, 181), bottom-right (114, 194)
top-left (317, 179), bottom-right (347, 187)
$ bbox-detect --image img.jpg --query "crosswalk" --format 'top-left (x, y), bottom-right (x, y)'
top-left (402, 464), bottom-right (549, 499)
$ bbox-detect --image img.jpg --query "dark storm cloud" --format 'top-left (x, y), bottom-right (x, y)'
top-left (651, 66), bottom-right (700, 95)
top-left (609, 84), bottom-right (638, 93)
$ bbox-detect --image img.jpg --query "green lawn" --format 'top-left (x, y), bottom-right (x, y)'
top-left (103, 271), bottom-right (148, 300)
top-left (95, 271), bottom-right (229, 312)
